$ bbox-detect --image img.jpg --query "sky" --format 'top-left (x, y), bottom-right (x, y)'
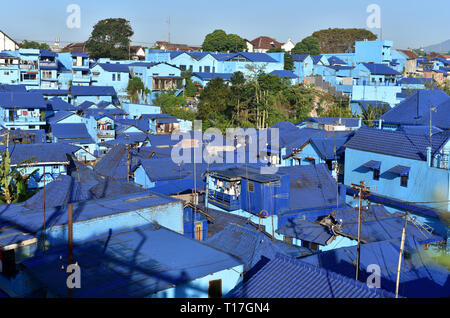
top-left (1, 0), bottom-right (449, 50)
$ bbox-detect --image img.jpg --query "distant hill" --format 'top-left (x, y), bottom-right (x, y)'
top-left (424, 39), bottom-right (450, 54)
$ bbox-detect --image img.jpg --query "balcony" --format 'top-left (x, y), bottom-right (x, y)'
top-left (97, 130), bottom-right (115, 138)
top-left (208, 191), bottom-right (241, 211)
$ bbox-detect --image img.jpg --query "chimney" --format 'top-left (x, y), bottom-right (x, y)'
top-left (426, 146), bottom-right (432, 167)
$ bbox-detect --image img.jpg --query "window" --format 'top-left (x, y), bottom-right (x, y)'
top-left (208, 279), bottom-right (222, 298)
top-left (248, 182), bottom-right (254, 192)
top-left (401, 175), bottom-right (408, 187)
top-left (283, 237), bottom-right (293, 244)
top-left (53, 165), bottom-right (59, 170)
top-left (301, 240), bottom-right (310, 248)
top-left (180, 65), bottom-right (186, 71)
top-left (204, 66), bottom-right (211, 73)
top-left (310, 242), bottom-right (319, 250)
top-left (373, 168), bottom-right (380, 181)
top-left (118, 73), bottom-right (121, 81)
top-left (199, 66), bottom-right (202, 72)
top-left (112, 74), bottom-right (116, 81)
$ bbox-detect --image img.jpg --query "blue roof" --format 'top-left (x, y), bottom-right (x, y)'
top-left (228, 254), bottom-right (395, 298)
top-left (71, 52), bottom-right (88, 58)
top-left (97, 63), bottom-right (131, 73)
top-left (70, 86), bottom-right (117, 96)
top-left (22, 223), bottom-right (243, 297)
top-left (301, 239), bottom-right (450, 298)
top-left (345, 127), bottom-right (450, 161)
top-left (0, 92), bottom-right (46, 109)
top-left (362, 63), bottom-right (402, 75)
top-left (29, 89), bottom-right (69, 96)
top-left (311, 55), bottom-right (324, 64)
top-left (206, 224), bottom-right (315, 272)
top-left (327, 56), bottom-right (346, 65)
top-left (51, 123), bottom-right (92, 140)
top-left (47, 97), bottom-right (77, 111)
top-left (329, 205), bottom-right (443, 245)
top-left (47, 110), bottom-right (79, 124)
top-left (269, 70), bottom-right (298, 78)
top-left (292, 54), bottom-right (309, 62)
top-left (0, 84), bottom-right (27, 93)
top-left (278, 164), bottom-right (345, 211)
top-left (400, 78), bottom-right (433, 85)
top-left (192, 72), bottom-right (233, 81)
top-left (39, 49), bottom-right (57, 58)
top-left (381, 90), bottom-right (450, 129)
top-left (277, 220), bottom-right (334, 245)
top-left (0, 143), bottom-right (77, 165)
top-left (94, 144), bottom-right (140, 180)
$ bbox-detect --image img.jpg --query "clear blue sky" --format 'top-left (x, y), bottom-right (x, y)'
top-left (1, 0), bottom-right (448, 49)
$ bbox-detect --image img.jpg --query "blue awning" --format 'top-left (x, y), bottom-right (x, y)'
top-left (362, 160), bottom-right (381, 170)
top-left (386, 165), bottom-right (410, 176)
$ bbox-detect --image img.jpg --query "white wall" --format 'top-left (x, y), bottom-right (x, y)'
top-left (0, 31), bottom-right (19, 51)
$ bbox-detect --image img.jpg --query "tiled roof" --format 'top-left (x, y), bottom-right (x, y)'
top-left (250, 36), bottom-right (283, 50)
top-left (344, 127), bottom-right (450, 161)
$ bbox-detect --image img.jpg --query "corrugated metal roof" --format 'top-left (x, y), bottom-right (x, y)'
top-left (206, 224), bottom-right (315, 272)
top-left (70, 86), bottom-right (117, 96)
top-left (22, 223), bottom-right (243, 298)
top-left (228, 254), bottom-right (395, 298)
top-left (362, 63), bottom-right (402, 75)
top-left (0, 92), bottom-right (46, 109)
top-left (0, 143), bottom-right (77, 165)
top-left (51, 123), bottom-right (92, 140)
top-left (301, 239), bottom-right (450, 298)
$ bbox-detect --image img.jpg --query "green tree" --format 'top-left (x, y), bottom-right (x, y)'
top-left (152, 91), bottom-right (196, 122)
top-left (292, 36), bottom-right (321, 55)
top-left (20, 40), bottom-right (50, 50)
top-left (0, 147), bottom-right (38, 204)
top-left (202, 30), bottom-right (245, 52)
top-left (312, 28), bottom-right (377, 53)
top-left (360, 103), bottom-right (390, 125)
top-left (181, 70), bottom-right (197, 98)
top-left (267, 48), bottom-right (294, 71)
top-left (127, 76), bottom-right (149, 103)
top-left (85, 18), bottom-right (134, 60)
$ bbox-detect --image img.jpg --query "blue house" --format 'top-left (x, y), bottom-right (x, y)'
top-left (206, 164), bottom-right (347, 242)
top-left (379, 90), bottom-right (450, 130)
top-left (301, 238), bottom-right (450, 298)
top-left (191, 72), bottom-right (233, 87)
top-left (39, 50), bottom-right (59, 89)
top-left (90, 62), bottom-right (130, 98)
top-left (0, 52), bottom-right (20, 85)
top-left (70, 52), bottom-right (90, 86)
top-left (344, 127), bottom-right (450, 243)
top-left (0, 92), bottom-right (47, 130)
top-left (0, 143), bottom-right (77, 189)
top-left (292, 54), bottom-right (314, 83)
top-left (50, 123), bottom-right (97, 162)
top-left (69, 86), bottom-right (118, 106)
top-left (18, 49), bottom-right (40, 89)
top-left (17, 223), bottom-right (243, 298)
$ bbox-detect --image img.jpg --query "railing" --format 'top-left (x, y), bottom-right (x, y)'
top-left (97, 131), bottom-right (115, 138)
top-left (432, 151), bottom-right (450, 170)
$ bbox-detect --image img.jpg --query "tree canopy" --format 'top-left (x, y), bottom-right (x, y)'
top-left (20, 40), bottom-right (50, 50)
top-left (201, 30), bottom-right (246, 52)
top-left (267, 48), bottom-right (294, 71)
top-left (292, 36), bottom-right (321, 55)
top-left (312, 28), bottom-right (377, 53)
top-left (85, 18), bottom-right (134, 60)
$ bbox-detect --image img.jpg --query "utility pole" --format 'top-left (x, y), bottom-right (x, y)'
top-left (395, 211), bottom-right (408, 298)
top-left (68, 203), bottom-right (73, 299)
top-left (350, 181), bottom-right (371, 281)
